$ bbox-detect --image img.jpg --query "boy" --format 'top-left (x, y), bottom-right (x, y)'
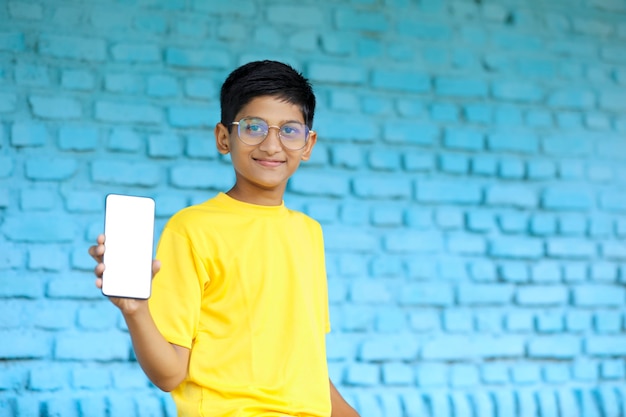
top-left (89, 60), bottom-right (360, 417)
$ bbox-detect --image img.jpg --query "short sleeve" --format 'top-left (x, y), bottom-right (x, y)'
top-left (149, 226), bottom-right (208, 349)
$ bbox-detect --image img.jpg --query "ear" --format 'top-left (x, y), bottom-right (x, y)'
top-left (215, 123), bottom-right (230, 155)
top-left (300, 130), bottom-right (317, 161)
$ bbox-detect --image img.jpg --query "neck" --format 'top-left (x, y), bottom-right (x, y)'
top-left (226, 186), bottom-right (284, 207)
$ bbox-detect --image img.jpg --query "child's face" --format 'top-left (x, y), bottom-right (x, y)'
top-left (215, 95), bottom-right (317, 203)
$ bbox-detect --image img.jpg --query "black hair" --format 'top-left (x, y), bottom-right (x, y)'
top-left (220, 60), bottom-right (316, 129)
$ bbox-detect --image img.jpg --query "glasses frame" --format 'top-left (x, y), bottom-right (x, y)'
top-left (230, 117), bottom-right (312, 151)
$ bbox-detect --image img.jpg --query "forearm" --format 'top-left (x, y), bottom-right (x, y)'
top-left (330, 379), bottom-right (360, 417)
top-left (122, 306), bottom-right (189, 392)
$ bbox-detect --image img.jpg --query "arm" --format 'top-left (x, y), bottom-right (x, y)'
top-left (89, 234), bottom-right (190, 392)
top-left (330, 379), bottom-right (360, 417)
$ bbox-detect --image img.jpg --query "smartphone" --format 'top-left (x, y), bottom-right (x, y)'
top-left (102, 194), bottom-right (155, 299)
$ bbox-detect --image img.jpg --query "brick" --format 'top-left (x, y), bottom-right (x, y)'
top-left (486, 185), bottom-right (537, 208)
top-left (543, 363), bottom-right (570, 383)
top-left (417, 180), bottom-right (481, 204)
top-left (0, 31), bottom-right (25, 52)
top-left (165, 47), bottom-right (229, 69)
top-left (25, 157), bottom-right (78, 180)
top-left (47, 275), bottom-right (101, 299)
top-left (367, 149), bottom-right (401, 171)
top-left (185, 135), bottom-right (218, 159)
top-left (559, 213), bottom-right (586, 235)
top-left (566, 310), bottom-right (592, 332)
top-left (335, 8), bottom-right (389, 32)
top-left (55, 331), bottom-right (129, 361)
top-left (492, 80), bottom-right (543, 102)
top-left (108, 128), bottom-right (142, 152)
top-left (415, 362), bottom-right (447, 387)
top-left (28, 245), bottom-right (66, 271)
top-left (19, 188), bottom-right (54, 211)
top-left (352, 175), bottom-right (411, 199)
top-left (499, 262), bottom-right (529, 283)
top-left (400, 282), bottom-right (452, 306)
top-left (29, 366), bottom-right (68, 391)
top-left (471, 155), bottom-right (498, 176)
top-left (447, 235), bottom-right (486, 255)
top-left (147, 133), bottom-right (182, 158)
top-left (586, 336), bottom-right (626, 356)
top-left (111, 42), bottom-right (160, 63)
top-left (324, 226), bottom-right (377, 252)
top-left (536, 311), bottom-right (564, 333)
top-left (594, 310), bottom-right (622, 333)
top-left (457, 283), bottom-right (513, 305)
top-left (511, 364), bottom-right (541, 384)
top-left (29, 95), bottom-right (82, 119)
top-left (600, 90), bottom-right (626, 111)
top-left (371, 207), bottom-right (402, 228)
top-left (600, 360), bottom-right (625, 379)
top-left (475, 335), bottom-right (525, 358)
top-left (384, 119), bottom-right (439, 145)
top-left (169, 164), bottom-right (233, 190)
top-left (349, 280), bottom-right (391, 304)
top-left (564, 264), bottom-right (588, 282)
top-left (95, 101), bottom-right (161, 124)
top-left (438, 153), bottom-right (469, 174)
top-left (104, 73), bottom-right (142, 94)
top-left (556, 389), bottom-right (581, 417)
top-left (39, 34), bottom-right (106, 61)
top-left (15, 62), bottom-right (50, 86)
top-left (543, 134), bottom-right (593, 156)
top-left (600, 191), bottom-right (626, 212)
top-left (602, 241), bottom-right (626, 260)
top-left (3, 214), bottom-right (76, 243)
top-left (61, 69), bottom-right (95, 90)
top-left (573, 284), bottom-right (624, 306)
top-left (490, 237), bottom-right (543, 259)
top-left (0, 330), bottom-right (49, 359)
top-left (91, 160), bottom-right (160, 187)
top-left (384, 230), bottom-right (442, 254)
top-left (435, 76), bottom-right (488, 98)
top-left (307, 63), bottom-right (367, 84)
top-left (58, 126), bottom-right (99, 151)
top-left (530, 214), bottom-right (557, 236)
top-left (77, 397), bottom-right (107, 417)
top-left (443, 128), bottom-right (484, 151)
top-left (516, 286), bottom-right (568, 306)
top-left (482, 364), bottom-right (509, 384)
top-left (497, 157), bottom-right (525, 179)
top-left (528, 335), bottom-right (581, 359)
top-left (542, 186), bottom-right (593, 210)
top-left (11, 122), bottom-right (48, 147)
top-left (487, 131), bottom-right (539, 153)
top-left (316, 113), bottom-right (377, 142)
top-left (397, 17), bottom-right (450, 39)
top-left (167, 105), bottom-right (218, 128)
top-left (360, 336), bottom-right (418, 361)
top-left (442, 308), bottom-right (473, 333)
top-left (548, 88), bottom-right (596, 109)
top-left (422, 335), bottom-right (474, 360)
top-left (289, 171), bottom-right (349, 198)
top-left (547, 238), bottom-right (595, 258)
top-left (371, 69), bottom-right (430, 93)
top-left (345, 363), bottom-right (379, 386)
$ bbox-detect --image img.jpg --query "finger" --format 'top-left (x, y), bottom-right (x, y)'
top-left (94, 277), bottom-right (103, 289)
top-left (97, 234), bottom-right (106, 244)
top-left (152, 259), bottom-right (161, 277)
top-left (94, 263), bottom-right (105, 278)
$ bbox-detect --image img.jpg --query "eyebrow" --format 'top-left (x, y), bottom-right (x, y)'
top-left (242, 116), bottom-right (305, 125)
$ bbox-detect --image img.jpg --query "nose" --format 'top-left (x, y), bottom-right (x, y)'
top-left (259, 126), bottom-right (282, 154)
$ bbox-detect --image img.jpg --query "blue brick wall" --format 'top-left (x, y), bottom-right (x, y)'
top-left (1, 1), bottom-right (626, 416)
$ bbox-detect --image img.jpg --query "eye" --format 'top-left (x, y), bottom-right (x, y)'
top-left (243, 118), bottom-right (267, 136)
top-left (281, 123), bottom-right (302, 137)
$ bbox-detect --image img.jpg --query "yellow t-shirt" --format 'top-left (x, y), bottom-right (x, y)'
top-left (149, 192), bottom-right (331, 417)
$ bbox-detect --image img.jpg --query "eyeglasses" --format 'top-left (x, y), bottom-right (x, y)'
top-left (230, 117), bottom-right (311, 150)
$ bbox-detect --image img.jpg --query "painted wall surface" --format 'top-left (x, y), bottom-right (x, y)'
top-left (1, 0), bottom-right (626, 416)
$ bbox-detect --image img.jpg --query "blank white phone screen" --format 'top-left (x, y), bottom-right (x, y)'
top-left (102, 194), bottom-right (155, 299)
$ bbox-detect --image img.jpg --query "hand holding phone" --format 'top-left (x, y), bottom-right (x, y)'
top-left (102, 194), bottom-right (155, 299)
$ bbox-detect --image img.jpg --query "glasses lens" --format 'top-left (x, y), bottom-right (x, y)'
top-left (280, 122), bottom-right (309, 150)
top-left (238, 118), bottom-right (268, 145)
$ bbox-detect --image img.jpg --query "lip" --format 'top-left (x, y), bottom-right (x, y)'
top-left (254, 158), bottom-right (285, 167)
